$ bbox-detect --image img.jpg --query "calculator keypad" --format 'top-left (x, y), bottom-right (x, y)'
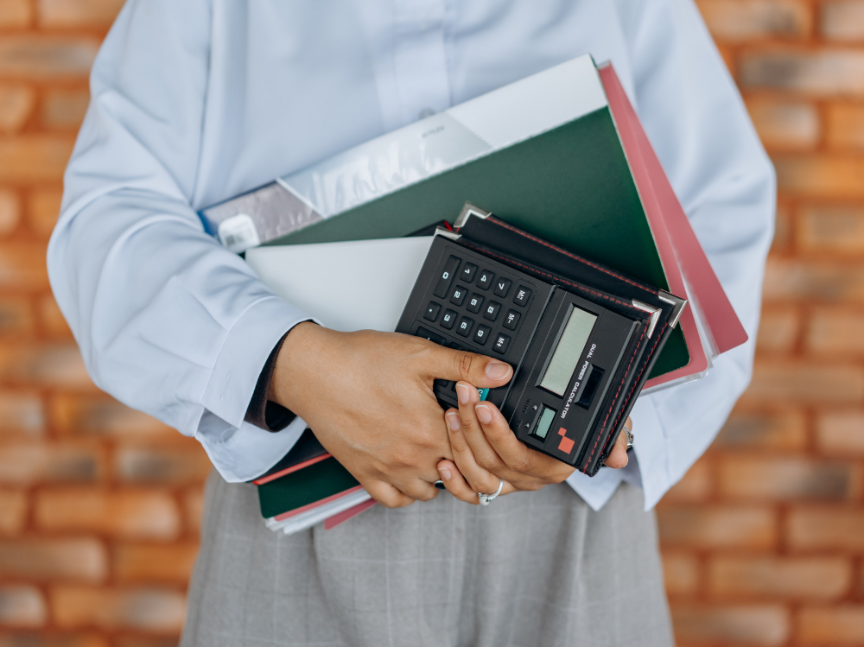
top-left (404, 243), bottom-right (549, 410)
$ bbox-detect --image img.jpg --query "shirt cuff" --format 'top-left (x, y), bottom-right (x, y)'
top-left (245, 326), bottom-right (311, 432)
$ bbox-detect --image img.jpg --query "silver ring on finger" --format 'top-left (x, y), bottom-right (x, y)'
top-left (478, 478), bottom-right (504, 506)
top-left (624, 426), bottom-right (634, 451)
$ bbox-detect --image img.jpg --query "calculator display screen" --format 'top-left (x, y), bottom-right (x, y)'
top-left (539, 306), bottom-right (597, 396)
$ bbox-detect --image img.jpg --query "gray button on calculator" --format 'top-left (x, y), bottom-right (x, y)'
top-left (477, 270), bottom-right (494, 290)
top-left (456, 317), bottom-right (474, 337)
top-left (467, 293), bottom-right (483, 314)
top-left (493, 278), bottom-right (512, 297)
top-left (449, 285), bottom-right (467, 306)
top-left (434, 256), bottom-right (461, 298)
top-left (441, 309), bottom-right (457, 330)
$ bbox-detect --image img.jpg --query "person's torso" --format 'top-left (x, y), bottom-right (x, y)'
top-left (192, 0), bottom-right (635, 210)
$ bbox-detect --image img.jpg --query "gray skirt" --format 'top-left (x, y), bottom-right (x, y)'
top-left (181, 470), bottom-right (673, 647)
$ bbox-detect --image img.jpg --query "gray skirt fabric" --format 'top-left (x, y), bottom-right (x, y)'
top-left (181, 470), bottom-right (673, 647)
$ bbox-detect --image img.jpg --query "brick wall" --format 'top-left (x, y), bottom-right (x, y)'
top-left (0, 0), bottom-right (861, 645)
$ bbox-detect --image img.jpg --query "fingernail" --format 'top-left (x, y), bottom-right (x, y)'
top-left (485, 361), bottom-right (511, 380)
top-left (445, 411), bottom-right (461, 431)
top-left (475, 404), bottom-right (493, 424)
top-left (455, 383), bottom-right (471, 405)
top-left (438, 466), bottom-right (452, 481)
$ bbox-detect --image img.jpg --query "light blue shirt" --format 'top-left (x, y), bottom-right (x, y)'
top-left (47, 0), bottom-right (775, 510)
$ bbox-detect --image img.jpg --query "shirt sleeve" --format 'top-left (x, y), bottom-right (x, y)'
top-left (46, 0), bottom-right (309, 482)
top-left (574, 0), bottom-right (775, 510)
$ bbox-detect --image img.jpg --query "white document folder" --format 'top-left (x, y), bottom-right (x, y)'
top-left (245, 237), bottom-right (434, 333)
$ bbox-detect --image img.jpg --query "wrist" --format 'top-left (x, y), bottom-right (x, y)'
top-left (267, 320), bottom-right (322, 411)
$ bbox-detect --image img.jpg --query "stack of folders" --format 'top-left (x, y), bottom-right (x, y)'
top-left (208, 54), bottom-right (748, 534)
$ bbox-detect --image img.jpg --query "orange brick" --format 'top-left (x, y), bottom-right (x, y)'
top-left (42, 88), bottom-right (89, 130)
top-left (662, 552), bottom-right (700, 596)
top-left (0, 343), bottom-right (92, 389)
top-left (817, 411), bottom-right (864, 455)
top-left (27, 188), bottom-right (62, 236)
top-left (0, 136), bottom-right (75, 184)
top-left (38, 296), bottom-right (71, 340)
top-left (0, 442), bottom-right (105, 485)
top-left (798, 205), bottom-right (864, 253)
top-left (772, 201), bottom-right (793, 250)
top-left (826, 104), bottom-right (864, 149)
top-left (788, 507), bottom-right (864, 551)
top-left (774, 156), bottom-right (864, 198)
top-left (670, 604), bottom-right (789, 645)
top-left (0, 489), bottom-right (26, 535)
top-left (50, 394), bottom-right (174, 439)
top-left (821, 1), bottom-right (864, 41)
top-left (745, 96), bottom-right (819, 149)
top-left (718, 456), bottom-right (859, 500)
top-left (115, 444), bottom-right (211, 485)
top-left (743, 362), bottom-right (864, 404)
top-left (113, 543), bottom-right (198, 584)
top-left (113, 638), bottom-right (177, 647)
top-left (762, 258), bottom-right (864, 302)
top-left (0, 85), bottom-right (34, 135)
top-left (0, 38), bottom-right (98, 79)
top-left (0, 391), bottom-right (45, 436)
top-left (35, 489), bottom-right (180, 540)
top-left (0, 0), bottom-right (32, 28)
top-left (807, 308), bottom-right (864, 355)
top-left (697, 0), bottom-right (811, 41)
top-left (0, 538), bottom-right (106, 582)
top-left (0, 634), bottom-right (109, 647)
top-left (740, 50), bottom-right (864, 96)
top-left (50, 586), bottom-right (185, 632)
top-left (0, 242), bottom-right (50, 290)
top-left (0, 586), bottom-right (46, 628)
top-left (657, 505), bottom-right (777, 549)
top-left (798, 606), bottom-right (864, 643)
top-left (0, 297), bottom-right (35, 337)
top-left (664, 459), bottom-right (713, 502)
top-left (756, 307), bottom-right (800, 353)
top-left (0, 188), bottom-right (20, 235)
top-left (38, 0), bottom-right (125, 28)
top-left (716, 409), bottom-right (807, 449)
top-left (708, 556), bottom-right (851, 599)
top-left (183, 486), bottom-right (203, 534)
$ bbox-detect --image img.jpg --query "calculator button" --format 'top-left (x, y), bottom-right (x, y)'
top-left (441, 309), bottom-right (457, 330)
top-left (473, 325), bottom-right (492, 346)
top-left (493, 278), bottom-right (512, 298)
top-left (483, 301), bottom-right (501, 321)
top-left (456, 317), bottom-right (474, 337)
top-left (434, 256), bottom-right (461, 298)
top-left (492, 333), bottom-right (511, 354)
top-left (449, 285), bottom-right (468, 306)
top-left (460, 263), bottom-right (478, 283)
top-left (416, 327), bottom-right (447, 346)
top-left (477, 270), bottom-right (494, 290)
top-left (513, 285), bottom-right (532, 307)
top-left (503, 309), bottom-right (520, 330)
top-left (424, 302), bottom-right (441, 322)
top-left (449, 342), bottom-right (463, 350)
top-left (466, 293), bottom-right (484, 314)
top-left (434, 378), bottom-right (451, 390)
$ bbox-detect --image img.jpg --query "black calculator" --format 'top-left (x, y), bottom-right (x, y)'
top-left (396, 230), bottom-right (652, 470)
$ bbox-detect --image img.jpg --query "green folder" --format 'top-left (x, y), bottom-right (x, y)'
top-left (267, 109), bottom-right (688, 378)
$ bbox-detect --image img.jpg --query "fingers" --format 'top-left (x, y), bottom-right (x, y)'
top-left (454, 383), bottom-right (506, 471)
top-left (364, 481), bottom-right (415, 508)
top-left (424, 344), bottom-right (513, 389)
top-left (436, 458), bottom-right (516, 505)
top-left (472, 397), bottom-right (575, 485)
top-left (604, 417), bottom-right (632, 469)
top-left (444, 409), bottom-right (508, 501)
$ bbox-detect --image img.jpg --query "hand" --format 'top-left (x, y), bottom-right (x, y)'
top-left (268, 323), bottom-right (515, 508)
top-left (436, 380), bottom-right (632, 504)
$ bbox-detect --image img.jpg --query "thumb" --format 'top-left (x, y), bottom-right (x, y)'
top-left (425, 345), bottom-right (513, 388)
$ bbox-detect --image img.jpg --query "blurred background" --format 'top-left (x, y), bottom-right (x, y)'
top-left (0, 0), bottom-right (861, 645)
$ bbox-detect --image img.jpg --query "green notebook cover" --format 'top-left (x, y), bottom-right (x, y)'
top-left (258, 457), bottom-right (359, 520)
top-left (267, 108), bottom-right (688, 378)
